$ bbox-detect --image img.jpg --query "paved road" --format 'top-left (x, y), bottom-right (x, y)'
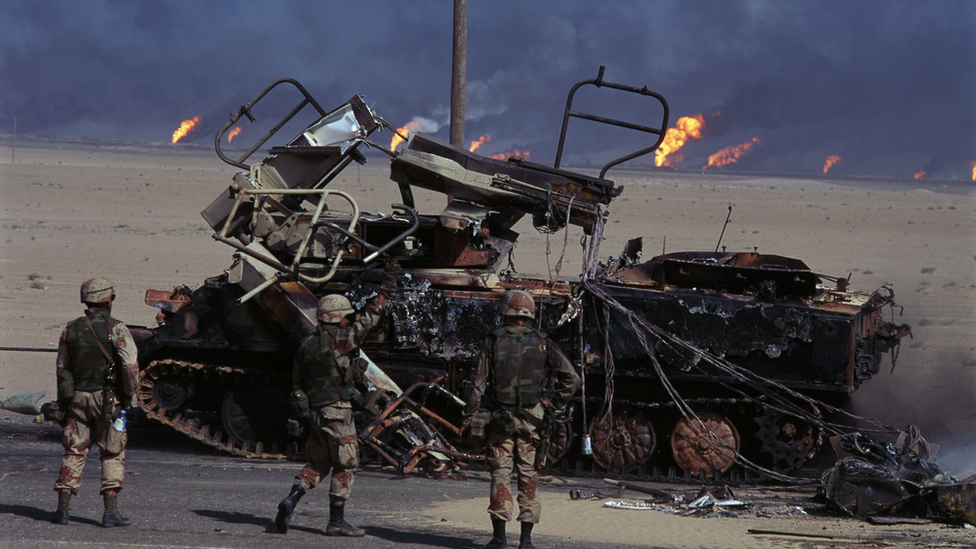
top-left (0, 411), bottom-right (623, 549)
top-left (3, 411), bottom-right (973, 549)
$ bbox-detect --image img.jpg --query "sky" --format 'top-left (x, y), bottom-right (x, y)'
top-left (1, 1), bottom-right (974, 179)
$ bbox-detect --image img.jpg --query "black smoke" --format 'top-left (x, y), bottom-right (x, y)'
top-left (0, 1), bottom-right (973, 178)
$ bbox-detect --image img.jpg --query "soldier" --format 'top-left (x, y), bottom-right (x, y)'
top-left (462, 290), bottom-right (581, 549)
top-left (274, 261), bottom-right (396, 537)
top-left (52, 277), bottom-right (139, 527)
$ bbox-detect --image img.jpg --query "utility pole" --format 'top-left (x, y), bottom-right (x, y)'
top-left (450, 0), bottom-right (466, 148)
top-left (11, 114), bottom-right (16, 164)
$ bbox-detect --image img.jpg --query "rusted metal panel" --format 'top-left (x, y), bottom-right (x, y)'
top-left (145, 287), bottom-right (192, 315)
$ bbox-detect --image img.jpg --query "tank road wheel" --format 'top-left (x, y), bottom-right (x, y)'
top-left (220, 384), bottom-right (289, 451)
top-left (670, 412), bottom-right (740, 477)
top-left (588, 409), bottom-right (655, 472)
top-left (753, 406), bottom-right (823, 472)
top-left (547, 420), bottom-right (574, 465)
top-left (150, 378), bottom-right (194, 414)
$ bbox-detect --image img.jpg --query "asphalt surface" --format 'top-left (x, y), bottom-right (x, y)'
top-left (3, 411), bottom-right (973, 549)
top-left (0, 411), bottom-right (614, 549)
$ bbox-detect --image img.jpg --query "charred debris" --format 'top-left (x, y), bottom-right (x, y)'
top-left (125, 71), bottom-right (916, 486)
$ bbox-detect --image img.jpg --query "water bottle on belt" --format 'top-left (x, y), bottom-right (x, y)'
top-left (111, 409), bottom-right (127, 432)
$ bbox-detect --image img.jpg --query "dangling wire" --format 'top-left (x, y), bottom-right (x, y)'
top-left (582, 279), bottom-right (904, 483)
top-left (545, 196), bottom-right (574, 287)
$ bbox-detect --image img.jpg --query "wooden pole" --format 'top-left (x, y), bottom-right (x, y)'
top-left (11, 114), bottom-right (15, 164)
top-left (450, 0), bottom-right (466, 148)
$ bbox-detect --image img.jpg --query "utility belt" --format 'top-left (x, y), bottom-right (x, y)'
top-left (477, 402), bottom-right (546, 432)
top-left (489, 391), bottom-right (545, 427)
top-left (52, 378), bottom-right (121, 426)
top-left (472, 402), bottom-right (553, 470)
top-left (305, 386), bottom-right (354, 409)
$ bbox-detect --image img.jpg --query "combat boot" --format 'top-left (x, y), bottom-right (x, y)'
top-left (519, 521), bottom-right (535, 549)
top-left (484, 516), bottom-right (507, 548)
top-left (275, 484), bottom-right (306, 534)
top-left (325, 502), bottom-right (365, 537)
top-left (51, 491), bottom-right (71, 525)
top-left (101, 493), bottom-right (131, 528)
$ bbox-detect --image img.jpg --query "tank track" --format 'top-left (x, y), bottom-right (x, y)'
top-left (137, 360), bottom-right (824, 484)
top-left (136, 358), bottom-right (298, 460)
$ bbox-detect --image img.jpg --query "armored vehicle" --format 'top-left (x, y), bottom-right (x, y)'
top-left (132, 72), bottom-right (910, 480)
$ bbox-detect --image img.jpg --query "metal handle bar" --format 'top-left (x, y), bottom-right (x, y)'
top-left (554, 66), bottom-right (670, 179)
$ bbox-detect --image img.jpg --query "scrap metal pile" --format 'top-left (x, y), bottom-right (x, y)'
top-left (820, 428), bottom-right (976, 525)
top-left (127, 72), bottom-right (912, 482)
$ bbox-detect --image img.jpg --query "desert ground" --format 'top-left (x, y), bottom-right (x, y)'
top-left (1, 137), bottom-right (974, 548)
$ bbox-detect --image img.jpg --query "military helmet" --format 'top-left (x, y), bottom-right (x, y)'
top-left (502, 289), bottom-right (535, 319)
top-left (80, 277), bottom-right (115, 304)
top-left (317, 295), bottom-right (355, 324)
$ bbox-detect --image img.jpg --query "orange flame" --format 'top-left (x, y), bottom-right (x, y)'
top-left (702, 138), bottom-right (761, 170)
top-left (490, 149), bottom-right (531, 161)
top-left (823, 155), bottom-right (841, 174)
top-left (469, 134), bottom-right (491, 153)
top-left (655, 115), bottom-right (704, 167)
top-left (227, 126), bottom-right (242, 143)
top-left (914, 170), bottom-right (926, 179)
top-left (971, 161), bottom-right (975, 181)
top-left (390, 121), bottom-right (424, 151)
top-left (172, 116), bottom-right (201, 144)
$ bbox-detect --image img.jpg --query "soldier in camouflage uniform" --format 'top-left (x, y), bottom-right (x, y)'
top-left (52, 277), bottom-right (139, 527)
top-left (274, 261), bottom-right (396, 537)
top-left (463, 290), bottom-right (581, 549)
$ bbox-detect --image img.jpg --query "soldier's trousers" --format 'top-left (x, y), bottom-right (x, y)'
top-left (54, 390), bottom-right (126, 495)
top-left (295, 401), bottom-right (358, 504)
top-left (486, 414), bottom-right (541, 523)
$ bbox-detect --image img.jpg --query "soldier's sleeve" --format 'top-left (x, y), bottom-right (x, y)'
top-left (55, 326), bottom-right (71, 390)
top-left (348, 296), bottom-right (386, 346)
top-left (547, 337), bottom-right (581, 410)
top-left (112, 323), bottom-right (140, 398)
top-left (462, 340), bottom-right (492, 426)
top-left (349, 351), bottom-right (368, 386)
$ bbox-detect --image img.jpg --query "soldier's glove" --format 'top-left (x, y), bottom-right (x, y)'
top-left (286, 418), bottom-right (307, 438)
top-left (377, 259), bottom-right (400, 297)
top-left (43, 400), bottom-right (67, 425)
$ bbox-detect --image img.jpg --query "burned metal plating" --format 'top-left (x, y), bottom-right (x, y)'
top-left (130, 73), bottom-right (910, 482)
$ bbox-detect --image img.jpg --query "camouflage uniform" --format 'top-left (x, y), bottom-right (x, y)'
top-left (275, 294), bottom-right (388, 536)
top-left (292, 300), bottom-right (384, 501)
top-left (54, 307), bottom-right (139, 496)
top-left (464, 321), bottom-right (581, 525)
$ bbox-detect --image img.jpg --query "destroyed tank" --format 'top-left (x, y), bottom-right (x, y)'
top-left (131, 72), bottom-right (910, 481)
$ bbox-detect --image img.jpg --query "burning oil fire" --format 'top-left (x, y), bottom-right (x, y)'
top-left (490, 149), bottom-right (531, 161)
top-left (702, 138), bottom-right (760, 170)
top-left (971, 161), bottom-right (975, 181)
top-left (390, 122), bottom-right (416, 151)
top-left (469, 134), bottom-right (491, 153)
top-left (172, 116), bottom-right (202, 144)
top-left (914, 170), bottom-right (926, 179)
top-left (467, 133), bottom-right (529, 160)
top-left (655, 115), bottom-right (704, 167)
top-left (227, 127), bottom-right (242, 143)
top-left (389, 116), bottom-right (440, 152)
top-left (823, 155), bottom-right (841, 174)
top-left (390, 120), bottom-right (429, 151)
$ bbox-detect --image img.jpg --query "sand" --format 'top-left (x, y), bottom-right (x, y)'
top-left (1, 138), bottom-right (974, 547)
